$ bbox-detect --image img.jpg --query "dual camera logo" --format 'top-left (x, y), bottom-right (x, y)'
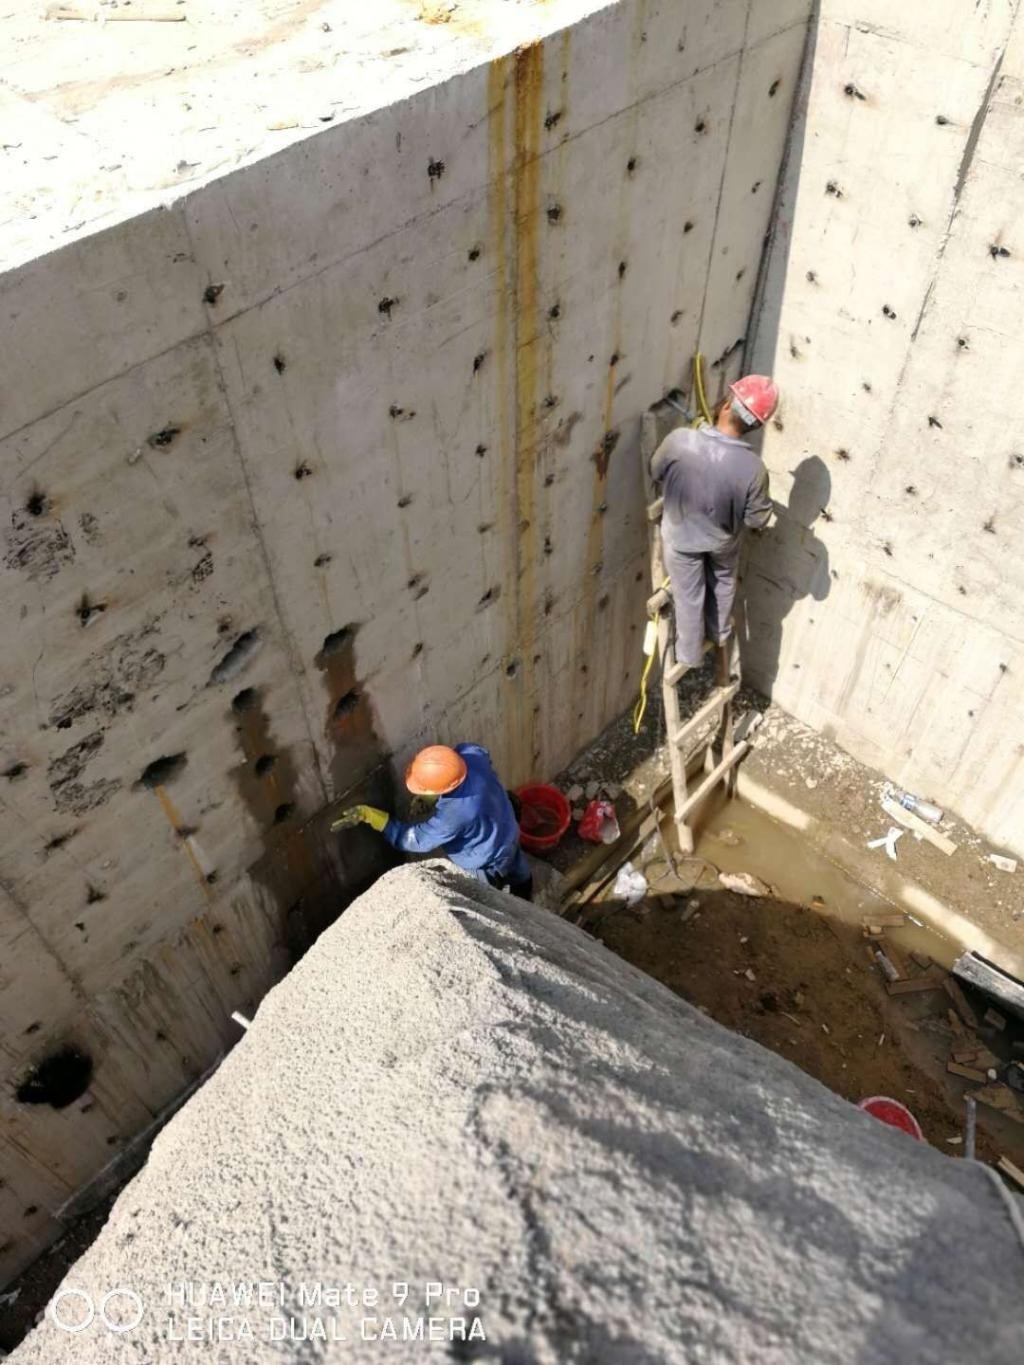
top-left (48, 1286), bottom-right (145, 1334)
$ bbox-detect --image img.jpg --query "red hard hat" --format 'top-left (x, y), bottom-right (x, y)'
top-left (729, 374), bottom-right (779, 426)
top-left (405, 745), bottom-right (467, 796)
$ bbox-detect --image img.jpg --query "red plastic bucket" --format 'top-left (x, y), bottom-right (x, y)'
top-left (516, 784), bottom-right (571, 854)
top-left (857, 1095), bottom-right (924, 1141)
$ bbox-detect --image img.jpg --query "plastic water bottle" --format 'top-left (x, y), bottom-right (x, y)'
top-left (890, 786), bottom-right (943, 825)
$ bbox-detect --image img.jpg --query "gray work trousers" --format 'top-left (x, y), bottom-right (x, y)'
top-left (663, 538), bottom-right (740, 668)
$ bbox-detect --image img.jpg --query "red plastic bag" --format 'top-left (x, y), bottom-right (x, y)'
top-left (578, 799), bottom-right (620, 845)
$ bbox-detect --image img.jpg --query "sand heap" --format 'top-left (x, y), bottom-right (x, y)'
top-left (14, 861), bottom-right (1024, 1363)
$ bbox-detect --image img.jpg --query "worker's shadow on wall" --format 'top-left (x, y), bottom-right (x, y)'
top-left (735, 455), bottom-right (831, 697)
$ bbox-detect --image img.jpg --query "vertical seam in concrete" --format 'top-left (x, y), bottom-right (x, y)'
top-left (181, 217), bottom-right (330, 806)
top-left (694, 0), bottom-right (754, 351)
top-left (864, 18), bottom-right (1016, 495)
top-left (744, 3), bottom-right (819, 371)
top-left (909, 36), bottom-right (1010, 342)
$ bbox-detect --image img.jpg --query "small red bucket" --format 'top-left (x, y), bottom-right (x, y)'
top-left (516, 784), bottom-right (571, 854)
top-left (857, 1096), bottom-right (924, 1141)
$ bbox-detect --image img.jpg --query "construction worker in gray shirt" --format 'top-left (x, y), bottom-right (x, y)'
top-left (650, 375), bottom-right (779, 672)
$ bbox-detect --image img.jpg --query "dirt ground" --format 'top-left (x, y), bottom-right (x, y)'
top-left (579, 880), bottom-right (1024, 1170)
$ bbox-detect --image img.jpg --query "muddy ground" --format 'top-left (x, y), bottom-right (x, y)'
top-left (578, 878), bottom-right (1024, 1170)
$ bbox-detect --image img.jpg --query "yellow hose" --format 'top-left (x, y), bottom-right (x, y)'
top-left (693, 351), bottom-right (713, 426)
top-left (632, 647), bottom-right (656, 735)
top-left (633, 577), bottom-right (672, 734)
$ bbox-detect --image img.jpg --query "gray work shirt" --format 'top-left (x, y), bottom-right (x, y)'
top-left (650, 424), bottom-right (772, 554)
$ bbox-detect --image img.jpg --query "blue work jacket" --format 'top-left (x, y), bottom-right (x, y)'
top-left (383, 744), bottom-right (522, 875)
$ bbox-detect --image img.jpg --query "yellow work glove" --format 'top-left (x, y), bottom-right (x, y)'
top-left (330, 804), bottom-right (389, 833)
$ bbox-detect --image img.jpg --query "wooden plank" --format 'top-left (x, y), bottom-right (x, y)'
top-left (973, 1084), bottom-right (1024, 1125)
top-left (646, 587), bottom-right (670, 615)
top-left (947, 1061), bottom-right (987, 1083)
top-left (996, 1156), bottom-right (1024, 1192)
top-left (880, 795), bottom-right (957, 855)
top-left (670, 683), bottom-right (739, 751)
top-left (953, 952), bottom-right (1024, 1023)
top-left (984, 1007), bottom-right (1007, 1031)
top-left (944, 976), bottom-right (981, 1030)
top-left (640, 409), bottom-right (693, 854)
top-left (886, 968), bottom-right (946, 995)
top-left (861, 914), bottom-right (907, 929)
top-left (676, 741), bottom-right (750, 822)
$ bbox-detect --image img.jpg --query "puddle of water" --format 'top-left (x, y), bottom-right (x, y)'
top-left (689, 791), bottom-right (960, 970)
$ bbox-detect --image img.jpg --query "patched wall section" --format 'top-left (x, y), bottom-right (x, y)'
top-left (744, 0), bottom-right (1024, 856)
top-left (0, 0), bottom-right (810, 1280)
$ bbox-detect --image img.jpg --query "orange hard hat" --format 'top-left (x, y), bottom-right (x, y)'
top-left (729, 374), bottom-right (779, 426)
top-left (405, 745), bottom-right (467, 796)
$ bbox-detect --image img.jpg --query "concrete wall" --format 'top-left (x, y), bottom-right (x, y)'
top-left (0, 0), bottom-right (811, 1281)
top-left (744, 0), bottom-right (1024, 856)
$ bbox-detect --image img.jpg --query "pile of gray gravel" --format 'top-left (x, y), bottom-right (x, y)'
top-left (13, 861), bottom-right (1024, 1363)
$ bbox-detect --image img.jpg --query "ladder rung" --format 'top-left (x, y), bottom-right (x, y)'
top-left (675, 741), bottom-right (749, 822)
top-left (664, 658), bottom-right (689, 686)
top-left (647, 586), bottom-right (670, 615)
top-left (671, 682), bottom-right (740, 749)
top-left (646, 497), bottom-right (664, 522)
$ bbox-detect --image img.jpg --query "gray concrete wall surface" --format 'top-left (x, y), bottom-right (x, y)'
top-left (744, 0), bottom-right (1024, 857)
top-left (0, 1), bottom-right (811, 1281)
top-left (11, 862), bottom-right (1024, 1364)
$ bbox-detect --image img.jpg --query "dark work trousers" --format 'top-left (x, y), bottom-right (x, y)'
top-left (663, 538), bottom-right (740, 669)
top-left (484, 865), bottom-right (534, 903)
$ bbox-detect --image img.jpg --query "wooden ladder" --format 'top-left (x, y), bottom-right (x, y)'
top-left (639, 402), bottom-right (749, 854)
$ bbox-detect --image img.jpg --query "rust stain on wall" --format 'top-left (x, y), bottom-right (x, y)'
top-left (153, 786), bottom-right (215, 903)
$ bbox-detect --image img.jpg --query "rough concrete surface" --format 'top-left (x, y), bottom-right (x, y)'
top-left (0, 0), bottom-right (813, 1277)
top-left (12, 862), bottom-right (1024, 1363)
top-left (745, 0), bottom-right (1024, 855)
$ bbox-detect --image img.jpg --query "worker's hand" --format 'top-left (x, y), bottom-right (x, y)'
top-left (330, 804), bottom-right (389, 833)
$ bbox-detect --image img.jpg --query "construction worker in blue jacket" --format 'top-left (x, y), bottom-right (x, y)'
top-left (332, 743), bottom-right (533, 901)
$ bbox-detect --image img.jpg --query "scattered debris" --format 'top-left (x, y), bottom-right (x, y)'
top-left (973, 1083), bottom-right (1024, 1124)
top-left (984, 1008), bottom-right (1007, 1032)
top-left (883, 783), bottom-right (942, 824)
top-left (732, 710), bottom-right (764, 744)
top-left (886, 967), bottom-right (946, 995)
top-left (718, 871), bottom-right (770, 898)
top-left (951, 953), bottom-right (1024, 1020)
top-left (880, 795), bottom-right (956, 855)
top-left (948, 1060), bottom-right (987, 1083)
top-left (867, 826), bottom-right (903, 861)
top-left (989, 853), bottom-right (1018, 873)
top-left (712, 827), bottom-right (743, 848)
top-left (612, 861), bottom-right (647, 906)
top-left (944, 977), bottom-right (980, 1030)
top-left (578, 800), bottom-right (620, 844)
top-left (862, 914), bottom-right (906, 930)
top-left (874, 950), bottom-right (900, 983)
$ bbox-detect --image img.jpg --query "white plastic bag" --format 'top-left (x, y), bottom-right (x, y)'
top-left (612, 861), bottom-right (647, 906)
